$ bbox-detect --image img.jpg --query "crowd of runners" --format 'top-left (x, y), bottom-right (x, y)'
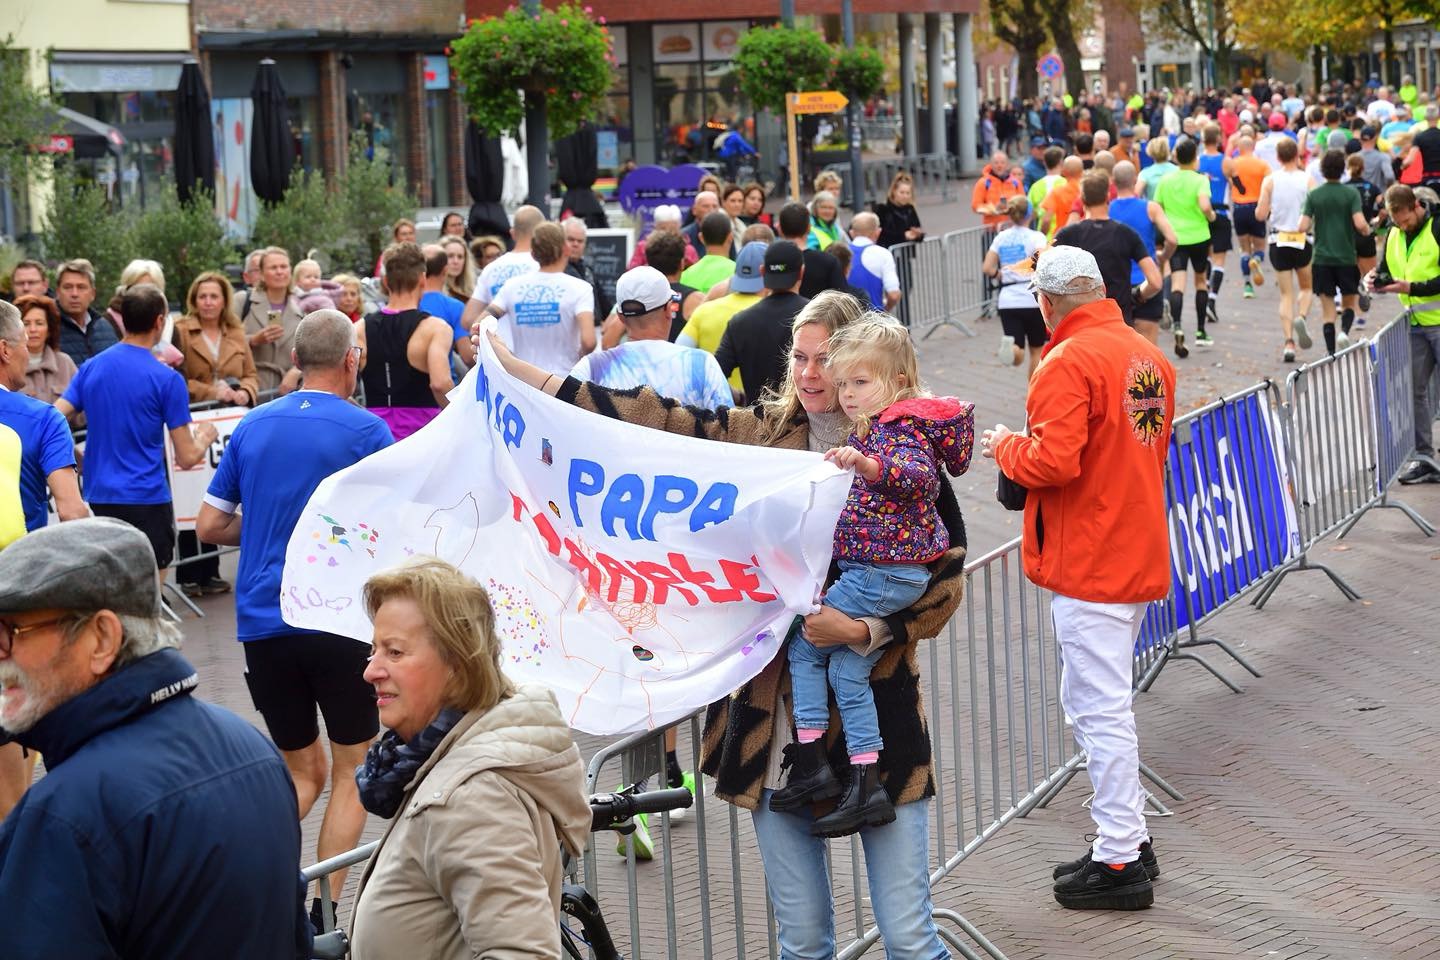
top-left (975, 78), bottom-right (1440, 371)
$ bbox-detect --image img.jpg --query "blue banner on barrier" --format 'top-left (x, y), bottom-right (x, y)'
top-left (1165, 391), bottom-right (1299, 629)
top-left (1370, 320), bottom-right (1412, 489)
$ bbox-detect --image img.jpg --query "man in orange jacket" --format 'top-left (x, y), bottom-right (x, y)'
top-left (980, 246), bottom-right (1176, 912)
top-left (971, 152), bottom-right (1026, 228)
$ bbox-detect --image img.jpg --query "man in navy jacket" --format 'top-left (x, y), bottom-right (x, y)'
top-left (0, 517), bottom-right (310, 959)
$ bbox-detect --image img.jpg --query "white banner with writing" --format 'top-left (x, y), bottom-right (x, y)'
top-left (280, 338), bottom-right (850, 734)
top-left (169, 405), bottom-right (250, 532)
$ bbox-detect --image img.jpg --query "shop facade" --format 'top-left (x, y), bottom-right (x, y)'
top-left (466, 0), bottom-right (982, 192)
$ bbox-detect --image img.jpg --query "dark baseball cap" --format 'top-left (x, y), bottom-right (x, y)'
top-left (763, 240), bottom-right (803, 290)
top-left (1029, 135), bottom-right (1047, 148)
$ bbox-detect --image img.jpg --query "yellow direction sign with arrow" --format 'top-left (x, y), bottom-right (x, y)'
top-left (785, 91), bottom-right (850, 200)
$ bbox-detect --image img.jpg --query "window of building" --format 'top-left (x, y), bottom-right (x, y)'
top-left (651, 21), bottom-right (754, 167)
top-left (50, 58), bottom-right (186, 211)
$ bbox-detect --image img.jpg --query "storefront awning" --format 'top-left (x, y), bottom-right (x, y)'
top-left (39, 107), bottom-right (127, 160)
top-left (199, 30), bottom-right (450, 54)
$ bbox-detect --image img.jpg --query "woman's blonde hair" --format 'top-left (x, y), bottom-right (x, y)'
top-left (886, 171), bottom-right (914, 203)
top-left (814, 170), bottom-right (843, 194)
top-left (1146, 137), bottom-right (1170, 163)
top-left (825, 313), bottom-right (925, 437)
top-left (439, 235), bottom-right (476, 302)
top-left (755, 290), bottom-right (868, 445)
top-left (184, 270), bottom-right (240, 328)
top-left (119, 258), bottom-right (166, 297)
top-left (363, 557), bottom-right (516, 715)
top-left (331, 272), bottom-right (362, 295)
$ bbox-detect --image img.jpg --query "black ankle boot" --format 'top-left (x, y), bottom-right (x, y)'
top-left (768, 740), bottom-right (842, 812)
top-left (810, 763), bottom-right (895, 837)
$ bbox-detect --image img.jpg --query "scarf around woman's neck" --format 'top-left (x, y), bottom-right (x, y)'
top-left (355, 707), bottom-right (466, 818)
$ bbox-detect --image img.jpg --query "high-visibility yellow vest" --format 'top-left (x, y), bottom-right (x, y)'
top-left (1385, 214), bottom-right (1440, 326)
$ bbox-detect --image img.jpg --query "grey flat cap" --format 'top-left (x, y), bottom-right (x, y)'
top-left (0, 517), bottom-right (161, 617)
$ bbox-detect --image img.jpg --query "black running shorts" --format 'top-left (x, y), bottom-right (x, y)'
top-left (243, 632), bottom-right (379, 751)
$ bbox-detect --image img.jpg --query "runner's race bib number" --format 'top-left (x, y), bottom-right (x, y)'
top-left (1274, 230), bottom-right (1308, 249)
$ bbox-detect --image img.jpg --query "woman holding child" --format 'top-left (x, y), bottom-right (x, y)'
top-left (484, 290), bottom-right (972, 958)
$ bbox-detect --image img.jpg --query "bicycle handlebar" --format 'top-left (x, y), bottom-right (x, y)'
top-left (587, 787), bottom-right (694, 831)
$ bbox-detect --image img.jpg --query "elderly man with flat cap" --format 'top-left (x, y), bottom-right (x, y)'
top-left (0, 518), bottom-right (310, 959)
top-left (980, 247), bottom-right (1176, 911)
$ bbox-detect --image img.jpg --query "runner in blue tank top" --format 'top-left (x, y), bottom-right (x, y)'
top-left (1199, 124), bottom-right (1233, 326)
top-left (1110, 160), bottom-right (1178, 344)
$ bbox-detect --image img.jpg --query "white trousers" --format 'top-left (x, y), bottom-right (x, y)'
top-left (1051, 593), bottom-right (1148, 865)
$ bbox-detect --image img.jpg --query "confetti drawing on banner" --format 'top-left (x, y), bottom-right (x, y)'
top-left (281, 328), bottom-right (851, 734)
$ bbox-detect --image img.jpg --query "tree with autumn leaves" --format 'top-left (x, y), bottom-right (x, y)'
top-left (1231, 0), bottom-right (1434, 87)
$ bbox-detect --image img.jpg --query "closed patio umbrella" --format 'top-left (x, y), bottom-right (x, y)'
top-left (173, 60), bottom-right (215, 205)
top-left (464, 121), bottom-right (510, 239)
top-left (556, 124), bottom-right (607, 229)
top-left (250, 58), bottom-right (293, 204)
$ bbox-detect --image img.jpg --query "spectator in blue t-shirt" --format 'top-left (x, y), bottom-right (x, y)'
top-left (55, 285), bottom-right (217, 579)
top-left (419, 244), bottom-right (470, 374)
top-left (196, 308), bottom-right (392, 925)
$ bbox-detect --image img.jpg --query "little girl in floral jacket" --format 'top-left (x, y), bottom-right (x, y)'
top-left (770, 314), bottom-right (974, 838)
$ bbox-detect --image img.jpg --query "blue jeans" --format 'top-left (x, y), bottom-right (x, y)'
top-left (1411, 324), bottom-right (1440, 456)
top-left (788, 561), bottom-right (929, 756)
top-left (752, 792), bottom-right (948, 960)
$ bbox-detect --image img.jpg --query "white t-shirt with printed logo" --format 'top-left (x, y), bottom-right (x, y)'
top-left (471, 250), bottom-right (539, 307)
top-left (490, 270), bottom-right (596, 376)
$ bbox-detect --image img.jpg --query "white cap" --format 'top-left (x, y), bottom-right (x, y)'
top-left (615, 266), bottom-right (674, 317)
top-left (1027, 246), bottom-right (1106, 295)
top-left (653, 204), bottom-right (682, 224)
top-left (1239, 108), bottom-right (1254, 123)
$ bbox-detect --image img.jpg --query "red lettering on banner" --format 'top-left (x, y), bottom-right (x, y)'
top-left (721, 557), bottom-right (779, 603)
top-left (597, 553), bottom-right (649, 603)
top-left (507, 491), bottom-right (775, 608)
top-left (563, 539), bottom-right (604, 595)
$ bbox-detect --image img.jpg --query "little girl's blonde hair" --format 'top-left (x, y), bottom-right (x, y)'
top-left (825, 313), bottom-right (926, 437)
top-left (293, 258), bottom-right (323, 284)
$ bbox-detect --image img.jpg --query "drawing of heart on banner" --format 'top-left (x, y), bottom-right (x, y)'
top-left (280, 331), bottom-right (851, 734)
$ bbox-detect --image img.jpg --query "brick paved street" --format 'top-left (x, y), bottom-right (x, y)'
top-left (167, 182), bottom-right (1440, 958)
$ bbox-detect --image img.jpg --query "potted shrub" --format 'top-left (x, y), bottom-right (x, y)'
top-left (449, 2), bottom-right (615, 139)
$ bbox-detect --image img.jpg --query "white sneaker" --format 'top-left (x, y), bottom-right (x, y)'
top-left (1292, 317), bottom-right (1313, 351)
top-left (997, 335), bottom-right (1018, 366)
top-left (1336, 329), bottom-right (1350, 350)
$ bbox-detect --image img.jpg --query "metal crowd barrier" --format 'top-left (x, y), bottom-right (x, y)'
top-left (574, 536), bottom-right (1183, 960)
top-left (1333, 316), bottom-right (1439, 538)
top-left (826, 153), bottom-right (955, 206)
top-left (891, 226), bottom-right (994, 339)
top-left (857, 119), bottom-right (900, 150)
top-left (1156, 382), bottom-right (1286, 690)
top-left (1252, 321), bottom-right (1434, 608)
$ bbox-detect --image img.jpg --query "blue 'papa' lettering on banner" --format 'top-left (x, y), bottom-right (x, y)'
top-left (474, 363), bottom-right (525, 450)
top-left (567, 458), bottom-right (736, 540)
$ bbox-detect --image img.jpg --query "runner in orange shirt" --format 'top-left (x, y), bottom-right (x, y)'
top-left (1229, 135), bottom-right (1272, 296)
top-left (1040, 156), bottom-right (1084, 238)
